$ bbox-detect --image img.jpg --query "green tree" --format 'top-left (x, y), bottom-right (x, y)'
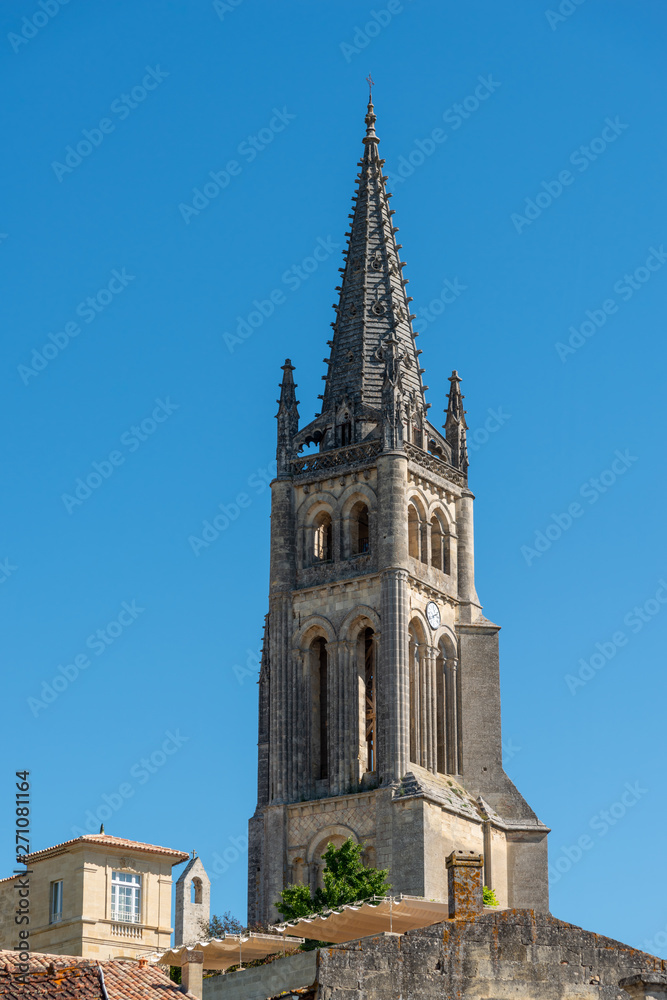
top-left (200, 909), bottom-right (244, 939)
top-left (275, 838), bottom-right (390, 921)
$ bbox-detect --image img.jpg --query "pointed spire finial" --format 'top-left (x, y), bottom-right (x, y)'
top-left (276, 359), bottom-right (299, 476)
top-left (364, 76), bottom-right (378, 144)
top-left (444, 370), bottom-right (469, 474)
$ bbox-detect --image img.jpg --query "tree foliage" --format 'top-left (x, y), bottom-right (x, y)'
top-left (200, 909), bottom-right (244, 939)
top-left (275, 838), bottom-right (391, 921)
top-left (483, 885), bottom-right (499, 907)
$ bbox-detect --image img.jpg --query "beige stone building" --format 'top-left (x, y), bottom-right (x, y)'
top-left (248, 96), bottom-right (549, 925)
top-left (0, 832), bottom-right (187, 960)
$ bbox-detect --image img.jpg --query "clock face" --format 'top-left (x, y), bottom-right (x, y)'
top-left (426, 601), bottom-right (441, 630)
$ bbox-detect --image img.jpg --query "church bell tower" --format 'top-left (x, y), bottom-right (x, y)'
top-left (248, 96), bottom-right (549, 925)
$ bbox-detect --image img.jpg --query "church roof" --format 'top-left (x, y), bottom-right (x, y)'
top-left (321, 97), bottom-right (425, 414)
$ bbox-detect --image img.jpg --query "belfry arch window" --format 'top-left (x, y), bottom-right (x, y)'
top-left (408, 503), bottom-right (421, 560)
top-left (437, 640), bottom-right (460, 776)
top-left (408, 624), bottom-right (422, 766)
top-left (313, 511), bottom-right (333, 562)
top-left (311, 637), bottom-right (329, 780)
top-left (364, 628), bottom-right (376, 771)
top-left (430, 514), bottom-right (450, 573)
top-left (350, 501), bottom-right (369, 555)
top-left (356, 625), bottom-right (377, 774)
top-left (191, 877), bottom-right (202, 904)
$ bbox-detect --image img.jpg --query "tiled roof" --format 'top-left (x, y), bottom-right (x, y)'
top-left (0, 951), bottom-right (197, 999)
top-left (23, 834), bottom-right (189, 864)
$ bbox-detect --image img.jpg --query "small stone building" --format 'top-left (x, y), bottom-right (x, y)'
top-left (175, 853), bottom-right (211, 945)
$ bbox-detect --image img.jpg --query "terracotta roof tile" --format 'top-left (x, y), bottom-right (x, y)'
top-left (0, 951), bottom-right (197, 999)
top-left (23, 834), bottom-right (188, 864)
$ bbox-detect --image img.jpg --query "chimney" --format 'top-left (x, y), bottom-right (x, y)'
top-left (181, 950), bottom-right (204, 1000)
top-left (620, 974), bottom-right (667, 1000)
top-left (446, 850), bottom-right (484, 919)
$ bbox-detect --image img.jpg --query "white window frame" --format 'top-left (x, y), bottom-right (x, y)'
top-left (110, 871), bottom-right (141, 924)
top-left (50, 880), bottom-right (63, 923)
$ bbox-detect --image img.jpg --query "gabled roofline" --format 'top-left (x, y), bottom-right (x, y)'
top-left (21, 833), bottom-right (188, 865)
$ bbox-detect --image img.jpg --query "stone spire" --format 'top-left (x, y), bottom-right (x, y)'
top-left (276, 359), bottom-right (299, 476)
top-left (444, 370), bottom-right (469, 473)
top-left (321, 96), bottom-right (425, 418)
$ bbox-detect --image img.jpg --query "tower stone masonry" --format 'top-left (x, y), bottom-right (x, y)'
top-left (248, 97), bottom-right (549, 926)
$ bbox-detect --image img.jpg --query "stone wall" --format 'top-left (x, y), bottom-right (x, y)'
top-left (316, 911), bottom-right (665, 1000)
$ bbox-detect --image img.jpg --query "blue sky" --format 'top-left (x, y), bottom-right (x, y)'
top-left (1, 0), bottom-right (666, 956)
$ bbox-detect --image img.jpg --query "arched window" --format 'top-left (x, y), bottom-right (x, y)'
top-left (430, 514), bottom-right (449, 573)
top-left (191, 877), bottom-right (202, 904)
top-left (340, 421), bottom-right (352, 446)
top-left (408, 623), bottom-right (421, 765)
top-left (292, 857), bottom-right (305, 885)
top-left (311, 637), bottom-right (329, 780)
top-left (313, 511), bottom-right (333, 562)
top-left (412, 424), bottom-right (422, 449)
top-left (350, 501), bottom-right (369, 555)
top-left (364, 628), bottom-right (375, 771)
top-left (408, 504), bottom-right (421, 560)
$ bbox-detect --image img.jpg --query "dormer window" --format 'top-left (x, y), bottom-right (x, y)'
top-left (111, 871), bottom-right (141, 924)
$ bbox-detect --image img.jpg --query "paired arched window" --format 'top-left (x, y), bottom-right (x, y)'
top-left (437, 640), bottom-right (460, 776)
top-left (409, 622), bottom-right (460, 775)
top-left (313, 511), bottom-right (333, 562)
top-left (349, 501), bottom-right (369, 555)
top-left (408, 502), bottom-right (450, 573)
top-left (430, 514), bottom-right (450, 574)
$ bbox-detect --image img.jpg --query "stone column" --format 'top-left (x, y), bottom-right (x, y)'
top-left (269, 477), bottom-right (295, 805)
top-left (181, 950), bottom-right (203, 999)
top-left (333, 514), bottom-right (343, 562)
top-left (425, 646), bottom-right (438, 773)
top-left (292, 648), bottom-right (306, 802)
top-left (422, 519), bottom-right (431, 566)
top-left (328, 640), bottom-right (352, 797)
top-left (446, 656), bottom-right (460, 776)
top-left (455, 491), bottom-right (481, 623)
top-left (376, 450), bottom-right (409, 783)
top-left (418, 641), bottom-right (427, 768)
top-left (380, 569), bottom-right (410, 781)
top-left (446, 851), bottom-right (483, 919)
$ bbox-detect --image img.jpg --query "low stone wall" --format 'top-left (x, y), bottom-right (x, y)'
top-left (202, 949), bottom-right (317, 1000)
top-left (316, 911), bottom-right (665, 1000)
top-left (203, 911), bottom-right (665, 1000)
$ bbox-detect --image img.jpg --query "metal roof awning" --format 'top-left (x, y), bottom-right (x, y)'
top-left (156, 932), bottom-right (305, 971)
top-left (272, 894), bottom-right (450, 944)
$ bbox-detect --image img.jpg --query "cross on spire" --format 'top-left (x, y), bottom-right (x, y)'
top-left (366, 73), bottom-right (375, 98)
